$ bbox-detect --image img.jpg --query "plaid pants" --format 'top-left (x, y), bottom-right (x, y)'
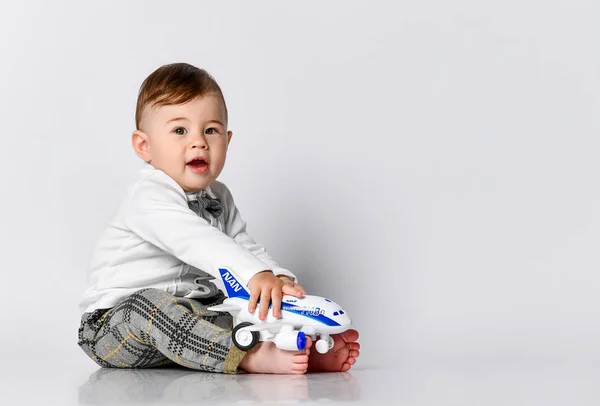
top-left (78, 288), bottom-right (246, 374)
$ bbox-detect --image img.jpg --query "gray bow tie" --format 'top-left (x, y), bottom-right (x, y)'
top-left (188, 191), bottom-right (223, 218)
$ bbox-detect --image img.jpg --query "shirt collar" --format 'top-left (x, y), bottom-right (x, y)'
top-left (139, 163), bottom-right (217, 201)
top-left (185, 187), bottom-right (217, 202)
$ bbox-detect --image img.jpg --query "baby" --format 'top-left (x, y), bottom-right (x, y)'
top-left (78, 63), bottom-right (360, 374)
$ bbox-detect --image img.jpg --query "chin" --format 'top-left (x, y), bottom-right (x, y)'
top-left (183, 179), bottom-right (212, 192)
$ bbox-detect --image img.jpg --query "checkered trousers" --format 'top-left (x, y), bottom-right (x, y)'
top-left (78, 288), bottom-right (246, 374)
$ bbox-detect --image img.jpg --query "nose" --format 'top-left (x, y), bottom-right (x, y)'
top-left (190, 132), bottom-right (208, 149)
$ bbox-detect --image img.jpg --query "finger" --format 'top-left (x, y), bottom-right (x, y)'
top-left (282, 283), bottom-right (303, 297)
top-left (259, 289), bottom-right (271, 320)
top-left (271, 286), bottom-right (283, 318)
top-left (277, 275), bottom-right (294, 283)
top-left (294, 283), bottom-right (308, 295)
top-left (248, 289), bottom-right (260, 313)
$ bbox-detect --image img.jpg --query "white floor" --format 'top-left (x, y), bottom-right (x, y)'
top-left (6, 355), bottom-right (599, 405)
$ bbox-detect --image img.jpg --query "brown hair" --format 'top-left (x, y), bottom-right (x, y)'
top-left (135, 63), bottom-right (227, 130)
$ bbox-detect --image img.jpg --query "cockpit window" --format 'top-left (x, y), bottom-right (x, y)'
top-left (339, 310), bottom-right (345, 315)
top-left (333, 311), bottom-right (339, 316)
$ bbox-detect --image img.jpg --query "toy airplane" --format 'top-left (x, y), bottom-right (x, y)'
top-left (207, 268), bottom-right (352, 354)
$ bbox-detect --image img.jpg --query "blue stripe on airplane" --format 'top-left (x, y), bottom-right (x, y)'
top-left (281, 303), bottom-right (341, 327)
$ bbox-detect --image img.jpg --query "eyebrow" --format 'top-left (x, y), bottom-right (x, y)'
top-left (165, 117), bottom-right (225, 127)
top-left (207, 119), bottom-right (226, 127)
top-left (165, 117), bottom-right (188, 124)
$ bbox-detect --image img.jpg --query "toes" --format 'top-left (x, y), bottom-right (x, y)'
top-left (341, 363), bottom-right (351, 372)
top-left (348, 342), bottom-right (360, 350)
top-left (292, 363), bottom-right (308, 372)
top-left (346, 357), bottom-right (356, 365)
top-left (292, 364), bottom-right (308, 371)
top-left (341, 329), bottom-right (359, 342)
top-left (293, 354), bottom-right (309, 363)
top-left (350, 350), bottom-right (360, 358)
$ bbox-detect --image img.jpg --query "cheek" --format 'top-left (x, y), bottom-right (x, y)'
top-left (211, 148), bottom-right (228, 170)
top-left (211, 140), bottom-right (228, 156)
top-left (154, 141), bottom-right (183, 166)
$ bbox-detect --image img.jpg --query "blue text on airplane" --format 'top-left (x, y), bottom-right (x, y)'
top-left (222, 271), bottom-right (244, 293)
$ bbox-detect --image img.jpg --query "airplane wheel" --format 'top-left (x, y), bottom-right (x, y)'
top-left (232, 322), bottom-right (260, 351)
top-left (315, 339), bottom-right (330, 354)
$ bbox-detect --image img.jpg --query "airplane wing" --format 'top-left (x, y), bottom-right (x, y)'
top-left (207, 304), bottom-right (241, 312)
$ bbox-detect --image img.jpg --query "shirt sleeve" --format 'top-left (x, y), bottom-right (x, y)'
top-left (215, 182), bottom-right (298, 282)
top-left (123, 172), bottom-right (271, 286)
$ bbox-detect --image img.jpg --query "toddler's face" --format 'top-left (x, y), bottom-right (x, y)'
top-left (133, 95), bottom-right (232, 192)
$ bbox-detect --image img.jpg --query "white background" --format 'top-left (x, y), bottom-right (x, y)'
top-left (1, 0), bottom-right (599, 374)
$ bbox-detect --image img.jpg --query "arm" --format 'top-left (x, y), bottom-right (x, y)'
top-left (124, 173), bottom-right (270, 286)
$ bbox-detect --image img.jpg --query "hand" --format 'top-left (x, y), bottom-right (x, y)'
top-left (277, 275), bottom-right (307, 297)
top-left (247, 271), bottom-right (285, 320)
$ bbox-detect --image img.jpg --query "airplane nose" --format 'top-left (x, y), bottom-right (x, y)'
top-left (340, 315), bottom-right (352, 326)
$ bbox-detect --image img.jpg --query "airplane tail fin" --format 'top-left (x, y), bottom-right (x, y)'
top-left (218, 268), bottom-right (251, 298)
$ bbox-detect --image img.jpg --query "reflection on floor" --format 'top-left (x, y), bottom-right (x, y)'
top-left (78, 367), bottom-right (362, 405)
top-left (6, 356), bottom-right (600, 405)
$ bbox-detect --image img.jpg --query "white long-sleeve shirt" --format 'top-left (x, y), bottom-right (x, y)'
top-left (79, 164), bottom-right (296, 314)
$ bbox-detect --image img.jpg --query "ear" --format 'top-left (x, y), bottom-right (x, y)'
top-left (132, 130), bottom-right (151, 162)
top-left (227, 130), bottom-right (233, 146)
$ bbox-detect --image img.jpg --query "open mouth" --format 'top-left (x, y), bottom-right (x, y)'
top-left (187, 157), bottom-right (209, 174)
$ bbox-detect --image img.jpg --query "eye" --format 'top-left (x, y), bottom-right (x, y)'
top-left (205, 127), bottom-right (219, 135)
top-left (174, 127), bottom-right (187, 136)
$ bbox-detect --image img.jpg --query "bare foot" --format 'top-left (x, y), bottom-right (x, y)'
top-left (307, 329), bottom-right (360, 372)
top-left (239, 337), bottom-right (313, 374)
